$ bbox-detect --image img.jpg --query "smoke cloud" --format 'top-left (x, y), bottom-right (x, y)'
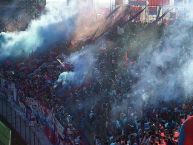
top-left (127, 2), bottom-right (193, 104)
top-left (2, 0), bottom-right (193, 105)
top-left (0, 0), bottom-right (78, 58)
top-left (56, 45), bottom-right (97, 87)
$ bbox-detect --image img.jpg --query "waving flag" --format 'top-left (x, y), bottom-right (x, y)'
top-left (179, 116), bottom-right (193, 145)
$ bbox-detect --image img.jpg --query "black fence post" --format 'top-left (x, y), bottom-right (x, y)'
top-left (5, 101), bottom-right (7, 119)
top-left (34, 132), bottom-right (35, 145)
top-left (20, 115), bottom-right (21, 134)
top-left (25, 121), bottom-right (27, 142)
top-left (2, 98), bottom-right (3, 117)
top-left (29, 126), bottom-right (31, 145)
top-left (14, 110), bottom-right (16, 128)
top-left (10, 107), bottom-right (13, 124)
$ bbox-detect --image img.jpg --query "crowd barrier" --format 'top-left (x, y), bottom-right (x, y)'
top-left (0, 77), bottom-right (68, 145)
top-left (0, 95), bottom-right (42, 145)
top-left (0, 77), bottom-right (54, 145)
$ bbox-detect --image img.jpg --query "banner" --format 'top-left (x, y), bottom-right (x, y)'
top-left (129, 0), bottom-right (147, 6)
top-left (149, 6), bottom-right (158, 15)
top-left (148, 0), bottom-right (169, 6)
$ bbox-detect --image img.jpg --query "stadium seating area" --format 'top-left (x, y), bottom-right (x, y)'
top-left (0, 22), bottom-right (191, 145)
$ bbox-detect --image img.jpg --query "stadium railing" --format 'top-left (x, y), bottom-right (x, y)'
top-left (0, 95), bottom-right (42, 145)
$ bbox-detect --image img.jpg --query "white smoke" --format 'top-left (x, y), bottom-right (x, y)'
top-left (128, 2), bottom-right (193, 103)
top-left (0, 0), bottom-right (78, 58)
top-left (56, 45), bottom-right (97, 87)
top-left (182, 60), bottom-right (193, 97)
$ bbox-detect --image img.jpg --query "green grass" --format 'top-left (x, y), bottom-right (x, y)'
top-left (0, 121), bottom-right (11, 145)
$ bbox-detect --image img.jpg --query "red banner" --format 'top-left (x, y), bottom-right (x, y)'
top-left (148, 0), bottom-right (169, 6)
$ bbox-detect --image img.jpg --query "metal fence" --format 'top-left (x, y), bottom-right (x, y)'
top-left (0, 95), bottom-right (41, 145)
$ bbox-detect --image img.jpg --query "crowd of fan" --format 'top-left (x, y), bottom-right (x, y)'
top-left (91, 99), bottom-right (192, 145)
top-left (0, 42), bottom-right (189, 145)
top-left (0, 23), bottom-right (191, 145)
top-left (1, 47), bottom-right (192, 145)
top-left (55, 76), bottom-right (192, 145)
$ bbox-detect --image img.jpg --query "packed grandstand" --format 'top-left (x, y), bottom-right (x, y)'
top-left (0, 0), bottom-right (193, 145)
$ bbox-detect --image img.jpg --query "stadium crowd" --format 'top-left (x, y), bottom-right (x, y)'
top-left (0, 22), bottom-right (191, 145)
